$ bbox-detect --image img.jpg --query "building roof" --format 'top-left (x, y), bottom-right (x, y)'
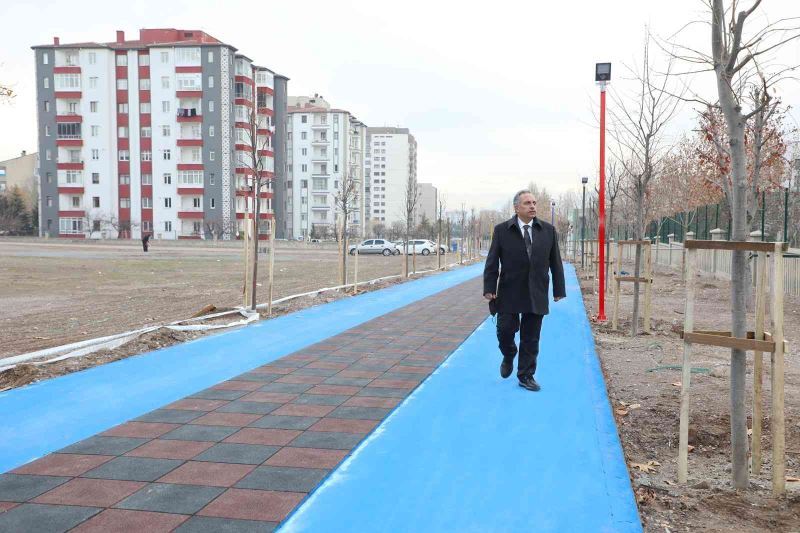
top-left (32, 28), bottom-right (234, 51)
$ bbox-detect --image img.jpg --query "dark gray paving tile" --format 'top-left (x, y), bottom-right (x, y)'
top-left (292, 394), bottom-right (350, 406)
top-left (82, 457), bottom-right (182, 482)
top-left (216, 401), bottom-right (282, 415)
top-left (289, 432), bottom-right (364, 450)
top-left (235, 465), bottom-right (328, 493)
top-left (380, 372), bottom-right (426, 381)
top-left (264, 359), bottom-right (304, 368)
top-left (193, 443), bottom-right (280, 465)
top-left (291, 367), bottom-right (339, 377)
top-left (116, 483), bottom-right (224, 514)
top-left (328, 406), bottom-right (392, 420)
top-left (323, 356), bottom-right (361, 364)
top-left (257, 382), bottom-right (313, 394)
top-left (0, 474), bottom-right (70, 502)
top-left (58, 436), bottom-right (149, 455)
top-left (189, 389), bottom-right (250, 400)
top-left (231, 373), bottom-right (283, 383)
top-left (395, 360), bottom-right (438, 367)
top-left (175, 516), bottom-right (277, 532)
top-left (347, 363), bottom-right (395, 372)
top-left (356, 387), bottom-right (410, 398)
top-left (323, 376), bottom-right (373, 387)
top-left (0, 503), bottom-right (100, 532)
top-left (160, 425), bottom-right (239, 442)
top-left (249, 415), bottom-right (319, 430)
top-left (135, 409), bottom-right (205, 423)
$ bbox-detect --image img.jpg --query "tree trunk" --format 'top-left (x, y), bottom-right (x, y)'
top-left (631, 188), bottom-right (644, 337)
top-left (341, 214), bottom-right (348, 287)
top-left (250, 183), bottom-right (261, 311)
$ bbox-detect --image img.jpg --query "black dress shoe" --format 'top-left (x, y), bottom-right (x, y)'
top-left (518, 376), bottom-right (541, 392)
top-left (500, 357), bottom-right (513, 379)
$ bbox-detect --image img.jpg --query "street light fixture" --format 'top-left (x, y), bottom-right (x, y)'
top-left (551, 201), bottom-right (556, 225)
top-left (581, 176), bottom-right (588, 268)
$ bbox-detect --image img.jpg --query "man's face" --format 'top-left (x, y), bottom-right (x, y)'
top-left (515, 193), bottom-right (537, 220)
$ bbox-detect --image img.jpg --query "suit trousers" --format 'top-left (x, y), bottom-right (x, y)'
top-left (496, 312), bottom-right (544, 380)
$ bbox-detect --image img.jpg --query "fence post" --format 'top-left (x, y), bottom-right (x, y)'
top-left (682, 232), bottom-right (695, 281)
top-left (749, 230), bottom-right (762, 287)
top-left (710, 228), bottom-right (725, 278)
top-left (667, 233), bottom-right (675, 267)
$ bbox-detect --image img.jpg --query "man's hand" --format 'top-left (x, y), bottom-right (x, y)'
top-left (484, 293), bottom-right (496, 301)
top-left (554, 296), bottom-right (565, 302)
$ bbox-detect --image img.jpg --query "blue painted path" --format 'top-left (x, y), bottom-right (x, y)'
top-left (0, 263), bottom-right (483, 474)
top-left (279, 264), bottom-right (641, 533)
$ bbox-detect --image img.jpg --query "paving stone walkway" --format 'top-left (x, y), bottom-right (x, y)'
top-left (0, 276), bottom-right (486, 532)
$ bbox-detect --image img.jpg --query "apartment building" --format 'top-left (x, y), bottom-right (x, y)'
top-left (417, 182), bottom-right (438, 225)
top-left (33, 28), bottom-right (287, 240)
top-left (285, 94), bottom-right (366, 240)
top-left (365, 127), bottom-right (417, 229)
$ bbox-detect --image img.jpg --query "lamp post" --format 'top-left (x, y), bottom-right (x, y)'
top-left (551, 200), bottom-right (556, 225)
top-left (581, 176), bottom-right (588, 268)
top-left (595, 62), bottom-right (611, 322)
top-left (784, 179), bottom-right (791, 243)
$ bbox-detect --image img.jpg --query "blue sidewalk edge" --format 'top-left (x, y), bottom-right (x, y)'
top-left (0, 262), bottom-right (483, 474)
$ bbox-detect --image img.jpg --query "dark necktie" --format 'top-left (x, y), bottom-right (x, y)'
top-left (523, 224), bottom-right (532, 257)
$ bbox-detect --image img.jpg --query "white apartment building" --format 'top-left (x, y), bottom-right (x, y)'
top-left (417, 182), bottom-right (438, 225)
top-left (365, 127), bottom-right (418, 229)
top-left (285, 94), bottom-right (367, 240)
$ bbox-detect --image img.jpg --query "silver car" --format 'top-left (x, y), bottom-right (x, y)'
top-left (349, 239), bottom-right (401, 256)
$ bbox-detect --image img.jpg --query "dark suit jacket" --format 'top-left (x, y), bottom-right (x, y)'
top-left (483, 215), bottom-right (566, 315)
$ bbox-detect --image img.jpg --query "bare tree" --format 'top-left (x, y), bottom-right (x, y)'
top-left (0, 82), bottom-right (13, 103)
top-left (609, 31), bottom-right (683, 337)
top-left (402, 172), bottom-right (420, 277)
top-left (334, 172), bottom-right (359, 286)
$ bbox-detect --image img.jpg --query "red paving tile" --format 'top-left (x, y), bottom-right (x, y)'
top-left (253, 366), bottom-right (295, 375)
top-left (305, 361), bottom-right (348, 370)
top-left (275, 374), bottom-right (327, 385)
top-left (337, 370), bottom-right (382, 379)
top-left (101, 422), bottom-right (180, 438)
top-left (343, 396), bottom-right (402, 408)
top-left (306, 384), bottom-right (361, 396)
top-left (125, 439), bottom-right (214, 460)
top-left (308, 418), bottom-right (379, 433)
top-left (224, 428), bottom-right (302, 446)
top-left (212, 380), bottom-right (262, 391)
top-left (72, 509), bottom-right (189, 532)
top-left (191, 412), bottom-right (262, 427)
top-left (164, 398), bottom-right (228, 411)
top-left (240, 391), bottom-right (299, 403)
top-left (389, 365), bottom-right (432, 374)
top-left (11, 454), bottom-right (114, 477)
top-left (33, 478), bottom-right (145, 507)
top-left (157, 461), bottom-right (255, 487)
top-left (369, 379), bottom-right (418, 389)
top-left (0, 502), bottom-right (19, 513)
top-left (271, 404), bottom-right (336, 417)
top-left (198, 488), bottom-right (304, 522)
top-left (266, 447), bottom-right (348, 469)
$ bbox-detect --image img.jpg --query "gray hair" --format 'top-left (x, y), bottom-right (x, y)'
top-left (513, 189), bottom-right (532, 207)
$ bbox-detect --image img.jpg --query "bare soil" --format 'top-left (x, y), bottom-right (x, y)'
top-left (579, 257), bottom-right (800, 532)
top-left (0, 238), bottom-right (473, 390)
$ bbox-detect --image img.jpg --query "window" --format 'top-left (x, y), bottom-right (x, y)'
top-left (209, 151), bottom-right (215, 161)
top-left (161, 125), bottom-right (170, 137)
top-left (118, 174), bottom-right (130, 184)
top-left (164, 220), bottom-right (172, 232)
top-left (44, 101), bottom-right (50, 112)
top-left (91, 149), bottom-right (99, 160)
top-left (90, 101), bottom-right (98, 112)
top-left (210, 198), bottom-right (216, 209)
top-left (118, 103), bottom-right (128, 114)
top-left (164, 197), bottom-right (172, 208)
top-left (162, 100), bottom-right (170, 113)
top-left (64, 170), bottom-right (81, 184)
top-left (71, 196), bottom-right (81, 208)
top-left (141, 197), bottom-right (152, 208)
top-left (86, 52), bottom-right (95, 64)
top-left (163, 149), bottom-right (171, 161)
top-left (139, 78), bottom-right (150, 90)
top-left (139, 102), bottom-right (151, 114)
top-left (301, 164), bottom-right (307, 172)
top-left (208, 100), bottom-right (214, 112)
top-left (43, 77), bottom-right (49, 89)
top-left (42, 53), bottom-right (49, 65)
top-left (92, 220), bottom-right (101, 232)
top-left (89, 77), bottom-right (97, 89)
top-left (141, 150), bottom-right (152, 161)
top-left (118, 150), bottom-right (129, 161)
top-left (301, 132), bottom-right (307, 140)
top-left (92, 173), bottom-right (99, 184)
top-left (301, 179), bottom-right (308, 189)
top-left (116, 79), bottom-right (128, 90)
top-left (54, 73), bottom-right (80, 90)
top-left (163, 173), bottom-right (172, 185)
top-left (142, 220), bottom-right (152, 232)
top-left (45, 125), bottom-right (50, 137)
top-left (193, 198), bottom-right (201, 208)
top-left (46, 196), bottom-right (52, 207)
top-left (208, 75), bottom-right (214, 88)
top-left (118, 126), bottom-right (128, 138)
top-left (208, 51), bottom-right (214, 63)
top-left (301, 115), bottom-right (307, 123)
top-left (160, 51), bottom-right (169, 63)
top-left (209, 126), bottom-right (214, 137)
top-left (60, 217), bottom-right (84, 234)
top-left (176, 74), bottom-right (201, 91)
top-left (177, 170), bottom-right (203, 185)
top-left (301, 148), bottom-right (307, 156)
top-left (116, 54), bottom-right (128, 66)
top-left (209, 173), bottom-right (215, 185)
top-left (139, 54), bottom-right (150, 66)
top-left (119, 197), bottom-right (130, 208)
top-left (92, 196), bottom-right (100, 208)
top-left (141, 173), bottom-right (152, 185)
top-left (176, 47), bottom-right (200, 65)
top-left (141, 126), bottom-right (151, 138)
top-left (46, 172), bottom-right (52, 184)
top-left (161, 76), bottom-right (170, 89)
top-left (313, 178), bottom-right (327, 190)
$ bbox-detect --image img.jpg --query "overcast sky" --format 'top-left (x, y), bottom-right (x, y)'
top-left (1, 0), bottom-right (798, 210)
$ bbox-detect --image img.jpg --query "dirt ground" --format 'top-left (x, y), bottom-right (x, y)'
top-left (0, 238), bottom-right (472, 390)
top-left (578, 256), bottom-right (800, 532)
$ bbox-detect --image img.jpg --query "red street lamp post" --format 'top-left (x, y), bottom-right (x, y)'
top-left (595, 62), bottom-right (611, 322)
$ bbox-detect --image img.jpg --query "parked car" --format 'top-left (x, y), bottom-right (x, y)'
top-left (348, 239), bottom-right (400, 256)
top-left (400, 239), bottom-right (440, 255)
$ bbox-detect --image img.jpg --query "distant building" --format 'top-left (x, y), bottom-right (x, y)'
top-left (417, 182), bottom-right (437, 225)
top-left (365, 127), bottom-right (417, 228)
top-left (0, 151), bottom-right (39, 209)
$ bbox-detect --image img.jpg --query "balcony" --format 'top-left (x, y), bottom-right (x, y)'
top-left (177, 136), bottom-right (203, 147)
top-left (311, 122), bottom-right (329, 130)
top-left (176, 108), bottom-right (201, 122)
top-left (311, 205), bottom-right (329, 210)
top-left (311, 138), bottom-right (329, 146)
top-left (178, 210), bottom-right (204, 219)
top-left (311, 155), bottom-right (329, 163)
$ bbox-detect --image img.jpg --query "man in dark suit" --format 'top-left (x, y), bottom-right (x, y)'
top-left (483, 190), bottom-right (566, 391)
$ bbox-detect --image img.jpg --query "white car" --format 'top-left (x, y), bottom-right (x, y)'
top-left (402, 239), bottom-right (445, 255)
top-left (348, 239), bottom-right (400, 256)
